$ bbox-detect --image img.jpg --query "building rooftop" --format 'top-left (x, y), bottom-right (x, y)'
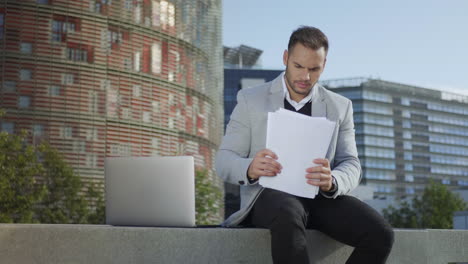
top-left (321, 77), bottom-right (468, 104)
top-left (224, 45), bottom-right (263, 69)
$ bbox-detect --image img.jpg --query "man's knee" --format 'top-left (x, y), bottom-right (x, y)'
top-left (272, 201), bottom-right (307, 228)
top-left (381, 225), bottom-right (395, 249)
top-left (365, 221), bottom-right (394, 251)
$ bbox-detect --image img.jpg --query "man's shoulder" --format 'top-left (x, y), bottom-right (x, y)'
top-left (237, 79), bottom-right (276, 98)
top-left (318, 84), bottom-right (351, 104)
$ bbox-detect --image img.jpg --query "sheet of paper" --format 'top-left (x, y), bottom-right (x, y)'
top-left (259, 108), bottom-right (336, 199)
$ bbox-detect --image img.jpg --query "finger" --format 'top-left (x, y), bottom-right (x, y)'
top-left (307, 180), bottom-right (331, 187)
top-left (258, 162), bottom-right (281, 174)
top-left (306, 165), bottom-right (330, 173)
top-left (254, 167), bottom-right (278, 177)
top-left (260, 157), bottom-right (282, 171)
top-left (254, 157), bottom-right (282, 171)
top-left (313, 158), bottom-right (330, 168)
top-left (306, 173), bottom-right (329, 181)
top-left (257, 149), bottom-right (278, 160)
top-left (306, 173), bottom-right (331, 182)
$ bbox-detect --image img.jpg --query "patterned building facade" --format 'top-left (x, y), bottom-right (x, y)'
top-left (0, 0), bottom-right (223, 194)
top-left (323, 78), bottom-right (468, 199)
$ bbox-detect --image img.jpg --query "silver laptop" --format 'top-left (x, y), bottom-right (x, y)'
top-left (105, 156), bottom-right (196, 227)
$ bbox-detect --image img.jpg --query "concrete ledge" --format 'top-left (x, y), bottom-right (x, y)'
top-left (0, 224), bottom-right (467, 264)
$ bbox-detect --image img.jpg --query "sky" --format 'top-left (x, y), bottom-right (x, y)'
top-left (223, 0), bottom-right (468, 95)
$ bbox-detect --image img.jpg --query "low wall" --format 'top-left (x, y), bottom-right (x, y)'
top-left (0, 224), bottom-right (467, 264)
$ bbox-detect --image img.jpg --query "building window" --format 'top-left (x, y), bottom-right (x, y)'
top-left (124, 0), bottom-right (132, 9)
top-left (168, 50), bottom-right (179, 82)
top-left (66, 47), bottom-right (89, 62)
top-left (37, 0), bottom-right (49, 3)
top-left (160, 0), bottom-right (175, 29)
top-left (49, 85), bottom-right (61, 96)
top-left (132, 85), bottom-right (141, 97)
top-left (89, 90), bottom-right (99, 113)
top-left (134, 51), bottom-right (141, 71)
top-left (94, 0), bottom-right (111, 14)
top-left (60, 126), bottom-right (73, 139)
top-left (73, 141), bottom-right (86, 153)
top-left (123, 58), bottom-right (132, 70)
top-left (152, 0), bottom-right (160, 27)
top-left (152, 138), bottom-right (159, 155)
top-left (1, 122), bottom-right (14, 134)
top-left (405, 187), bottom-right (415, 194)
top-left (33, 124), bottom-right (44, 137)
top-left (62, 73), bottom-right (75, 85)
top-left (20, 43), bottom-right (32, 54)
top-left (121, 107), bottom-right (130, 119)
top-left (110, 30), bottom-right (122, 45)
top-left (52, 18), bottom-right (77, 42)
top-left (143, 111), bottom-right (151, 123)
top-left (18, 96), bottom-right (31, 108)
top-left (152, 101), bottom-right (160, 112)
top-left (86, 127), bottom-right (98, 140)
top-left (151, 43), bottom-right (162, 74)
top-left (2, 81), bottom-right (16, 92)
top-left (86, 154), bottom-right (98, 168)
top-left (20, 69), bottom-right (32, 81)
top-left (134, 1), bottom-right (142, 24)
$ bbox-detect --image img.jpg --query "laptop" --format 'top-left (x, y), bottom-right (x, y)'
top-left (105, 156), bottom-right (196, 227)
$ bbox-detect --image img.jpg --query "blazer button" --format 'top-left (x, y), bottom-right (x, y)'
top-left (238, 180), bottom-right (245, 185)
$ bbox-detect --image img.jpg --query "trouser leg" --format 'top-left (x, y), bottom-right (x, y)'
top-left (306, 195), bottom-right (394, 264)
top-left (250, 188), bottom-right (310, 264)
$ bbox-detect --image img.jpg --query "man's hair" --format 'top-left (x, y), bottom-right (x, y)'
top-left (288, 26), bottom-right (329, 54)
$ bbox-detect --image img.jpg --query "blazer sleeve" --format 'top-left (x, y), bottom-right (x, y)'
top-left (329, 100), bottom-right (362, 198)
top-left (215, 90), bottom-right (254, 186)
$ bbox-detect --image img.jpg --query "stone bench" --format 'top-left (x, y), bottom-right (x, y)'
top-left (0, 224), bottom-right (467, 263)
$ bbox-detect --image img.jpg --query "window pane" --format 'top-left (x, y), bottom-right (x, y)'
top-left (20, 69), bottom-right (32, 80)
top-left (20, 43), bottom-right (32, 54)
top-left (19, 96), bottom-right (31, 108)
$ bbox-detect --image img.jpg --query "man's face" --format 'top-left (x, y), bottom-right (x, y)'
top-left (283, 43), bottom-right (327, 102)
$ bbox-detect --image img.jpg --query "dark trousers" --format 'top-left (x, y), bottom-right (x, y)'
top-left (249, 188), bottom-right (394, 264)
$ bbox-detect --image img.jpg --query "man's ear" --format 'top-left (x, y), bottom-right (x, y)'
top-left (283, 49), bottom-right (288, 66)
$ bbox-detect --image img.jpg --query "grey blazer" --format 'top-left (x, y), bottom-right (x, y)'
top-left (216, 74), bottom-right (361, 227)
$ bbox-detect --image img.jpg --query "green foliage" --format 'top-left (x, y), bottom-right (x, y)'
top-left (0, 130), bottom-right (45, 223)
top-left (383, 181), bottom-right (467, 229)
top-left (0, 129), bottom-right (104, 224)
top-left (195, 169), bottom-right (223, 225)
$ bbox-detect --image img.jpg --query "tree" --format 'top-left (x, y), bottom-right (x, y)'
top-left (195, 169), bottom-right (223, 225)
top-left (383, 181), bottom-right (467, 229)
top-left (35, 142), bottom-right (103, 224)
top-left (0, 123), bottom-right (104, 223)
top-left (0, 130), bottom-right (45, 223)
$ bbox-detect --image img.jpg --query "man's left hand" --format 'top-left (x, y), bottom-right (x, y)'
top-left (305, 158), bottom-right (333, 192)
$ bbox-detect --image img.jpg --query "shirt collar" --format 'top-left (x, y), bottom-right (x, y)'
top-left (281, 72), bottom-right (316, 111)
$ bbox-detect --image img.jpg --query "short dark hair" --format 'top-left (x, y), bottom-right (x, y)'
top-left (288, 26), bottom-right (329, 54)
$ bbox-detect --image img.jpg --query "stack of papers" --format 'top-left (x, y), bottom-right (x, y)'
top-left (259, 108), bottom-right (336, 199)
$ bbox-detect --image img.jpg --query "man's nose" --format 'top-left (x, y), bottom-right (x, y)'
top-left (300, 70), bottom-right (310, 80)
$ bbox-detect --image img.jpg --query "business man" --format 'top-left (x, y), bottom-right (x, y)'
top-left (216, 26), bottom-right (394, 263)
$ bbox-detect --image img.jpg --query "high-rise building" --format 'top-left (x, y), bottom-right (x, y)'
top-left (0, 0), bottom-right (223, 198)
top-left (323, 78), bottom-right (468, 199)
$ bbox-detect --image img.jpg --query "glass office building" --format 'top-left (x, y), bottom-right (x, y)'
top-left (323, 78), bottom-right (468, 199)
top-left (0, 0), bottom-right (223, 195)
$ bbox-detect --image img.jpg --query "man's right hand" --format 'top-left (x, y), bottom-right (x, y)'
top-left (247, 149), bottom-right (282, 180)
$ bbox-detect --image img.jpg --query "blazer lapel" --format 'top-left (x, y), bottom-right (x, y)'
top-left (268, 75), bottom-right (284, 111)
top-left (312, 85), bottom-right (327, 117)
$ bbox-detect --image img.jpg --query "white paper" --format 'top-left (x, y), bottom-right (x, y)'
top-left (259, 108), bottom-right (336, 199)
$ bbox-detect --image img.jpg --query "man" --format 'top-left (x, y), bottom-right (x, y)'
top-left (216, 26), bottom-right (394, 263)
